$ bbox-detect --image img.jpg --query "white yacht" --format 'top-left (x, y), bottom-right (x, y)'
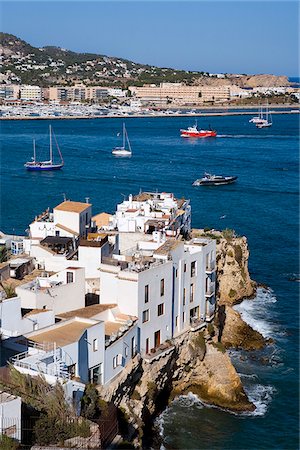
top-left (112, 123), bottom-right (132, 157)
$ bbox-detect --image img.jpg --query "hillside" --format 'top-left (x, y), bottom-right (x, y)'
top-left (0, 32), bottom-right (290, 88)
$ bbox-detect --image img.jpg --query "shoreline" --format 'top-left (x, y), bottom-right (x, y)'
top-left (0, 103), bottom-right (298, 121)
top-left (0, 109), bottom-right (298, 121)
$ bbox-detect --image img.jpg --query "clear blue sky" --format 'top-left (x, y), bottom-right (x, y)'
top-left (0, 0), bottom-right (299, 76)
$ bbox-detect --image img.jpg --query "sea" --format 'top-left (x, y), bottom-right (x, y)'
top-left (0, 112), bottom-right (299, 449)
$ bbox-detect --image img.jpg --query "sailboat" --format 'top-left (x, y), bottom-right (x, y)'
top-left (24, 125), bottom-right (64, 171)
top-left (256, 104), bottom-right (273, 128)
top-left (112, 123), bottom-right (132, 157)
top-left (249, 106), bottom-right (265, 124)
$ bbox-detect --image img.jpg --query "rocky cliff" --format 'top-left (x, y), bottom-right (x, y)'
top-left (98, 229), bottom-right (267, 445)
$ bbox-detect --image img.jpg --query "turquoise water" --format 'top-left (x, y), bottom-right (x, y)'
top-left (0, 114), bottom-right (299, 449)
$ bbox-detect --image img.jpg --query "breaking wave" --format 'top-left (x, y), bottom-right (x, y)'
top-left (233, 287), bottom-right (278, 338)
top-left (243, 383), bottom-right (276, 417)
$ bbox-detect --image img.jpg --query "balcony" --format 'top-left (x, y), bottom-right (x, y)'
top-left (205, 284), bottom-right (215, 297)
top-left (143, 342), bottom-right (175, 364)
top-left (190, 317), bottom-right (206, 332)
top-left (205, 261), bottom-right (216, 273)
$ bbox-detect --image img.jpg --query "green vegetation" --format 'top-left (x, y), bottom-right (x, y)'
top-left (192, 331), bottom-right (206, 354)
top-left (0, 282), bottom-right (17, 299)
top-left (0, 435), bottom-right (19, 450)
top-left (234, 245), bottom-right (243, 265)
top-left (131, 389), bottom-right (141, 401)
top-left (81, 383), bottom-right (108, 419)
top-left (222, 228), bottom-right (236, 241)
top-left (0, 366), bottom-right (91, 447)
top-left (207, 323), bottom-right (215, 338)
top-left (147, 381), bottom-right (157, 401)
top-left (211, 341), bottom-right (226, 353)
top-left (229, 289), bottom-right (237, 298)
top-left (0, 246), bottom-right (8, 263)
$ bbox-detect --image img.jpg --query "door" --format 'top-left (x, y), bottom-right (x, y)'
top-left (154, 330), bottom-right (161, 348)
top-left (145, 338), bottom-right (149, 354)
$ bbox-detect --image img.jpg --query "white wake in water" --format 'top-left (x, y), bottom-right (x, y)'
top-left (243, 383), bottom-right (276, 417)
top-left (233, 287), bottom-right (277, 338)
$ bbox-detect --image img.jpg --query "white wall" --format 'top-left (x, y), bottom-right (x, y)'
top-left (0, 395), bottom-right (22, 441)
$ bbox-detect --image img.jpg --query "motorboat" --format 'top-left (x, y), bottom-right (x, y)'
top-left (180, 120), bottom-right (217, 138)
top-left (193, 173), bottom-right (238, 186)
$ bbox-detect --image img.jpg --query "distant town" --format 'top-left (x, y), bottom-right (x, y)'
top-left (0, 32), bottom-right (299, 119)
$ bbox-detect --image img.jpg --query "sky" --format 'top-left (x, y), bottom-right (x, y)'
top-left (0, 0), bottom-right (299, 76)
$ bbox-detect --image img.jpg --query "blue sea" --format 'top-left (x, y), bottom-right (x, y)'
top-left (0, 114), bottom-right (299, 449)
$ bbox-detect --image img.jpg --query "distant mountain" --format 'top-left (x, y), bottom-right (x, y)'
top-left (0, 32), bottom-right (207, 87)
top-left (0, 33), bottom-right (290, 88)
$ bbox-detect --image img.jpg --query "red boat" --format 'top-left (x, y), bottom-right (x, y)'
top-left (180, 122), bottom-right (217, 138)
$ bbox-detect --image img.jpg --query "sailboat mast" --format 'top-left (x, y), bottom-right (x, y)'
top-left (123, 123), bottom-right (125, 148)
top-left (49, 125), bottom-right (53, 163)
top-left (33, 139), bottom-right (36, 162)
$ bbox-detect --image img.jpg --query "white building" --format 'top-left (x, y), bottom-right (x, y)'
top-left (108, 192), bottom-right (191, 238)
top-left (98, 235), bottom-right (216, 356)
top-left (15, 267), bottom-right (85, 315)
top-left (0, 392), bottom-right (21, 441)
top-left (28, 200), bottom-right (92, 240)
top-left (20, 85), bottom-right (42, 101)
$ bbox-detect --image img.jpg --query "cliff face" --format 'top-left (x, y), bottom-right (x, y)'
top-left (216, 235), bottom-right (256, 305)
top-left (99, 330), bottom-right (254, 444)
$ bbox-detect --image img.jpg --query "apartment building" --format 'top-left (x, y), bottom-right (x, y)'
top-left (0, 84), bottom-right (20, 100)
top-left (128, 82), bottom-right (231, 104)
top-left (19, 85), bottom-right (42, 101)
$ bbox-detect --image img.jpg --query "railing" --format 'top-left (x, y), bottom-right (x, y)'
top-left (205, 284), bottom-right (215, 296)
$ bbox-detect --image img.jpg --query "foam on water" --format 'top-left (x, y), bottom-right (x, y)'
top-left (243, 384), bottom-right (276, 417)
top-left (233, 288), bottom-right (277, 338)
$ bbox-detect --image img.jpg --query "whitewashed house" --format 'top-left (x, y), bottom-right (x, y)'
top-left (15, 267), bottom-right (85, 315)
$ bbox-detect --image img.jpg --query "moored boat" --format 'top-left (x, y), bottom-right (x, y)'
top-left (193, 173), bottom-right (238, 186)
top-left (24, 125), bottom-right (64, 171)
top-left (180, 121), bottom-right (217, 138)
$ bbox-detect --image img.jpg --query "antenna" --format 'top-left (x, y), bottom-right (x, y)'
top-left (85, 197), bottom-right (90, 204)
top-left (62, 193), bottom-right (67, 202)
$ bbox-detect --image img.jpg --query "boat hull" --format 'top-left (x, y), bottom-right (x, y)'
top-left (24, 164), bottom-right (63, 171)
top-left (180, 130), bottom-right (217, 138)
top-left (193, 176), bottom-right (238, 186)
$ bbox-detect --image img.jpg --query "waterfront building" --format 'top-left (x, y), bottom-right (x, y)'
top-left (20, 85), bottom-right (42, 101)
top-left (98, 235), bottom-right (216, 356)
top-left (0, 84), bottom-right (20, 101)
top-left (128, 82), bottom-right (231, 105)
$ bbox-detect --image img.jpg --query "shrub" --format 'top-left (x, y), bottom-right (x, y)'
top-left (147, 381), bottom-right (157, 401)
top-left (0, 435), bottom-right (19, 450)
top-left (33, 414), bottom-right (90, 445)
top-left (222, 228), bottom-right (236, 241)
top-left (193, 331), bottom-right (206, 354)
top-left (227, 250), bottom-right (234, 258)
top-left (131, 389), bottom-right (141, 401)
top-left (207, 323), bottom-right (215, 338)
top-left (204, 227), bottom-right (211, 232)
top-left (234, 245), bottom-right (243, 265)
top-left (229, 289), bottom-right (237, 299)
top-left (211, 341), bottom-right (226, 353)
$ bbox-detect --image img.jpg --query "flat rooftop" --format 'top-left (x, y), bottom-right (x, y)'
top-left (28, 319), bottom-right (97, 347)
top-left (154, 238), bottom-right (182, 255)
top-left (56, 304), bottom-right (117, 320)
top-left (54, 201), bottom-right (91, 213)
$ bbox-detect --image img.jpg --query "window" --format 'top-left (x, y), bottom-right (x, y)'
top-left (131, 336), bottom-right (137, 357)
top-left (66, 271), bottom-right (74, 283)
top-left (175, 316), bottom-right (178, 327)
top-left (190, 283), bottom-right (194, 302)
top-left (182, 311), bottom-right (186, 323)
top-left (113, 356), bottom-right (117, 369)
top-left (55, 230), bottom-right (60, 237)
top-left (125, 346), bottom-right (129, 357)
top-left (160, 278), bottom-right (165, 296)
top-left (183, 287), bottom-right (186, 305)
top-left (191, 261), bottom-right (196, 277)
top-left (184, 263), bottom-right (187, 273)
top-left (157, 303), bottom-right (164, 316)
top-left (93, 339), bottom-right (98, 352)
top-left (142, 309), bottom-right (149, 323)
top-left (175, 269), bottom-right (178, 278)
top-left (145, 284), bottom-right (149, 303)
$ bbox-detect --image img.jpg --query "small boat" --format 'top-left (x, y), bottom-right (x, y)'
top-left (180, 120), bottom-right (217, 138)
top-left (249, 107), bottom-right (265, 124)
top-left (112, 123), bottom-right (132, 157)
top-left (193, 173), bottom-right (238, 186)
top-left (24, 125), bottom-right (64, 171)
